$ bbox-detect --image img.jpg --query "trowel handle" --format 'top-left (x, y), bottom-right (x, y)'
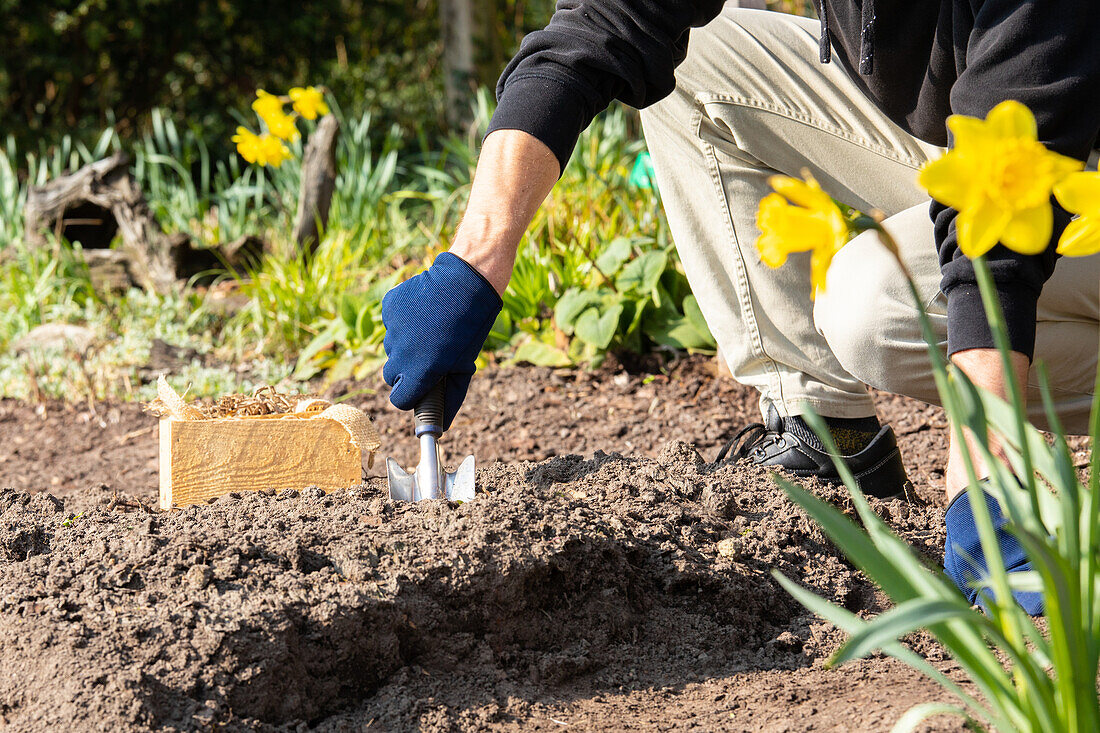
top-left (414, 381), bottom-right (446, 438)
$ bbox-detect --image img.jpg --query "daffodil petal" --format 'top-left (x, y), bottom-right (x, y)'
top-left (289, 86), bottom-right (329, 120)
top-left (1001, 203), bottom-right (1053, 255)
top-left (756, 235), bottom-right (790, 268)
top-left (1048, 150), bottom-right (1086, 181)
top-left (756, 192), bottom-right (831, 268)
top-left (1054, 172), bottom-right (1100, 217)
top-left (985, 100), bottom-right (1037, 141)
top-left (768, 175), bottom-right (832, 211)
top-left (1056, 216), bottom-right (1100, 257)
top-left (957, 199), bottom-right (1010, 258)
top-left (946, 115), bottom-right (988, 149)
top-left (756, 192), bottom-right (788, 230)
top-left (919, 153), bottom-right (975, 210)
top-left (758, 217), bottom-right (822, 251)
top-left (810, 246), bottom-right (836, 299)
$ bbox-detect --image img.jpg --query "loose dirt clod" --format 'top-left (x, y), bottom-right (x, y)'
top-left (0, 443), bottom-right (949, 731)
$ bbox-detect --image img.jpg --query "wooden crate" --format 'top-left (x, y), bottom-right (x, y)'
top-left (159, 416), bottom-right (363, 510)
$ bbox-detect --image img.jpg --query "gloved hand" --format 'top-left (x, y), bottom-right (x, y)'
top-left (382, 252), bottom-right (502, 430)
top-left (943, 488), bottom-right (1043, 616)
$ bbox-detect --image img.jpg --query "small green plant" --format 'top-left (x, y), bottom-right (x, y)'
top-left (61, 511), bottom-right (85, 528)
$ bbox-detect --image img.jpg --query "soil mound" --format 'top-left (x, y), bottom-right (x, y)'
top-left (0, 443), bottom-right (946, 731)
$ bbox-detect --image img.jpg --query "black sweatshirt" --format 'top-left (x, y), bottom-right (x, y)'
top-left (487, 1), bottom-right (1100, 360)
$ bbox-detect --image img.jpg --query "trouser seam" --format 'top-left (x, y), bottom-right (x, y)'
top-left (696, 105), bottom-right (786, 409)
top-left (696, 93), bottom-right (930, 171)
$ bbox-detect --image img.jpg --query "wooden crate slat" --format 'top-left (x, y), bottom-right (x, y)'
top-left (159, 418), bottom-right (362, 510)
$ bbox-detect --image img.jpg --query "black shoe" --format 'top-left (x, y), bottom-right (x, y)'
top-left (715, 405), bottom-right (910, 498)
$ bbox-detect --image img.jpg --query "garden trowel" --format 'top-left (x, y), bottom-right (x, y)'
top-left (387, 381), bottom-right (475, 502)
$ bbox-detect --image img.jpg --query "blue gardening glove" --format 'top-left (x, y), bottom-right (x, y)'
top-left (382, 252), bottom-right (502, 430)
top-left (944, 489), bottom-right (1044, 616)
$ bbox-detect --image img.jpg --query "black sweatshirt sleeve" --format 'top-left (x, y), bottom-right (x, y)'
top-left (938, 0), bottom-right (1100, 358)
top-left (487, 0), bottom-right (725, 173)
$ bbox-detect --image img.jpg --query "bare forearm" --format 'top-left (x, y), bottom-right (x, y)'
top-left (449, 129), bottom-right (560, 295)
top-left (945, 347), bottom-right (1030, 501)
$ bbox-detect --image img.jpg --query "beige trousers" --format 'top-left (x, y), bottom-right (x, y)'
top-left (640, 7), bottom-right (1099, 434)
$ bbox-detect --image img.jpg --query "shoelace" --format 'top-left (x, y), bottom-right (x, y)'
top-left (714, 422), bottom-right (773, 463)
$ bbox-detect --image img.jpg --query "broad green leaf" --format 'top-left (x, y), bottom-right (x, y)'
top-left (617, 250), bottom-right (668, 294)
top-left (355, 305), bottom-right (376, 342)
top-left (618, 300), bottom-right (645, 352)
top-left (553, 288), bottom-right (603, 335)
top-left (682, 294), bottom-right (714, 344)
top-left (352, 352), bottom-right (387, 380)
top-left (365, 270), bottom-right (402, 301)
top-left (339, 295), bottom-right (359, 329)
top-left (648, 317), bottom-right (713, 351)
top-left (575, 303), bottom-right (623, 349)
top-left (488, 310), bottom-right (513, 343)
top-left (595, 237), bottom-right (634, 276)
top-left (327, 352), bottom-right (359, 382)
top-left (512, 340), bottom-right (572, 367)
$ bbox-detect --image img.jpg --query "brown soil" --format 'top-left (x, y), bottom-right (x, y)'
top-left (0, 355), bottom-right (953, 504)
top-left (0, 356), bottom-right (982, 731)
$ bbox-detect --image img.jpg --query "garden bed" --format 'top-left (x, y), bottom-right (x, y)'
top-left (0, 356), bottom-right (975, 731)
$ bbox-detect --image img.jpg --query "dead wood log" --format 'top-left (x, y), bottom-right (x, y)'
top-left (24, 154), bottom-right (268, 293)
top-left (82, 249), bottom-right (133, 294)
top-left (24, 152), bottom-right (179, 294)
top-left (171, 234), bottom-right (266, 284)
top-left (293, 115), bottom-right (340, 252)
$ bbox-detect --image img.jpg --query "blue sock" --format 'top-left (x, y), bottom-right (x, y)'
top-left (943, 490), bottom-right (1044, 616)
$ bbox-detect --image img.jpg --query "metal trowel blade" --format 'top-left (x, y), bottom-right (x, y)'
top-left (444, 454), bottom-right (476, 502)
top-left (386, 457), bottom-right (419, 502)
top-left (386, 454), bottom-right (476, 502)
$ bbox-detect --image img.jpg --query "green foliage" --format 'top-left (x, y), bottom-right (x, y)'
top-left (0, 0), bottom-right (562, 151)
top-left (485, 105), bottom-right (715, 368)
top-left (1, 93), bottom-right (713, 399)
top-left (0, 239), bottom-right (298, 402)
top-left (777, 254), bottom-right (1100, 732)
top-left (289, 100), bottom-right (714, 380)
top-left (0, 0), bottom-right (433, 145)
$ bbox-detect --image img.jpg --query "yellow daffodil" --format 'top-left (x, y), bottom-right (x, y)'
top-left (231, 127), bottom-right (290, 167)
top-left (231, 126), bottom-right (263, 165)
top-left (257, 134), bottom-right (292, 168)
top-left (919, 100), bottom-right (1083, 258)
top-left (265, 111), bottom-right (300, 142)
top-left (252, 89), bottom-right (299, 141)
top-left (1053, 172), bottom-right (1100, 256)
top-left (756, 173), bottom-right (848, 297)
top-left (252, 89), bottom-right (283, 121)
top-left (289, 86), bottom-right (330, 120)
